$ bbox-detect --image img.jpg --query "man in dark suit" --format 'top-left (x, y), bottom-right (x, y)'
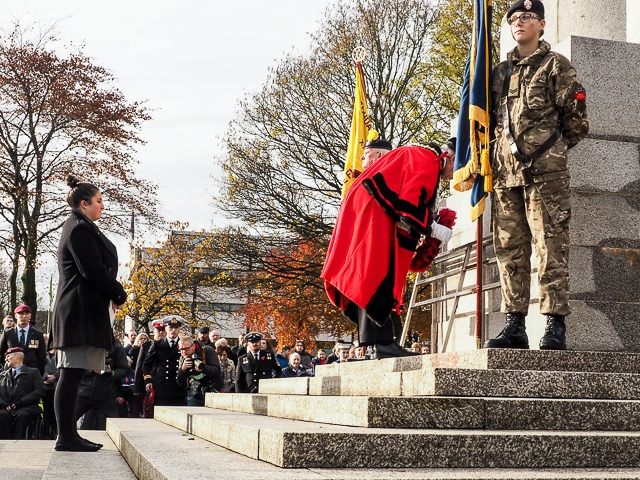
top-left (235, 332), bottom-right (282, 394)
top-left (0, 305), bottom-right (46, 375)
top-left (142, 315), bottom-right (187, 407)
top-left (0, 347), bottom-right (45, 439)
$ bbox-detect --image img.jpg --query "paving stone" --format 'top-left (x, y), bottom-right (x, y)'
top-left (0, 440), bottom-right (52, 480)
top-left (42, 431), bottom-right (135, 479)
top-left (264, 364), bottom-right (640, 400)
top-left (207, 393), bottom-right (484, 428)
top-left (259, 376), bottom-right (309, 394)
top-left (309, 371), bottom-right (403, 396)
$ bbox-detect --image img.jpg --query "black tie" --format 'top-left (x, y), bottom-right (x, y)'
top-left (19, 329), bottom-right (26, 347)
top-left (169, 340), bottom-right (175, 348)
top-left (254, 353), bottom-right (259, 361)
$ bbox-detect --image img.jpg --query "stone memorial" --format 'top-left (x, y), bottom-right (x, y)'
top-left (441, 0), bottom-right (640, 352)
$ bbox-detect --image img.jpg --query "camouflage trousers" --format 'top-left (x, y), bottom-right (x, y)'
top-left (492, 178), bottom-right (571, 316)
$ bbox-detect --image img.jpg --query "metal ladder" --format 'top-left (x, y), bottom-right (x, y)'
top-left (400, 236), bottom-right (500, 351)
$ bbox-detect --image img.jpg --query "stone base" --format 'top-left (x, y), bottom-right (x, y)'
top-left (107, 417), bottom-right (640, 478)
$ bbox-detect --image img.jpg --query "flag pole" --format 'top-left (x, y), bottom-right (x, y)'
top-left (475, 213), bottom-right (483, 349)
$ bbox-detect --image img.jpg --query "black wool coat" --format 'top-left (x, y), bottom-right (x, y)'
top-left (0, 326), bottom-right (47, 374)
top-left (49, 210), bottom-right (127, 350)
top-left (235, 349), bottom-right (282, 394)
top-left (142, 338), bottom-right (186, 399)
top-left (0, 366), bottom-right (46, 415)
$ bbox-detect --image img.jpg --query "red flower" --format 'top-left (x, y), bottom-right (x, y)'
top-left (410, 208), bottom-right (457, 273)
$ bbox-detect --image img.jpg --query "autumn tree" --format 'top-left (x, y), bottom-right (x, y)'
top-left (215, 0), bottom-right (444, 333)
top-left (241, 241), bottom-right (354, 348)
top-left (219, 0), bottom-right (441, 242)
top-left (424, 0), bottom-right (512, 118)
top-left (215, 0), bottom-right (513, 340)
top-left (120, 228), bottom-right (245, 334)
top-left (0, 24), bottom-right (158, 313)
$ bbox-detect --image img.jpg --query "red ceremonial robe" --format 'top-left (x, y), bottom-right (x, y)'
top-left (322, 145), bottom-right (441, 325)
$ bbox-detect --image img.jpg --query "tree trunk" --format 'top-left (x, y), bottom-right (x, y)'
top-left (9, 263), bottom-right (18, 312)
top-left (21, 233), bottom-right (37, 313)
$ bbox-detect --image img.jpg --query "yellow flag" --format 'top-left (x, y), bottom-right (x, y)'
top-left (341, 63), bottom-right (372, 199)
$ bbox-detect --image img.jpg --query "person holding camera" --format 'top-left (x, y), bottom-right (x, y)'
top-left (176, 336), bottom-right (222, 406)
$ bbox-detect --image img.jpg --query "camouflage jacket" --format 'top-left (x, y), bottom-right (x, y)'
top-left (490, 40), bottom-right (589, 188)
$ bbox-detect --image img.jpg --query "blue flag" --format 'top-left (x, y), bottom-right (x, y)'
top-left (453, 0), bottom-right (493, 222)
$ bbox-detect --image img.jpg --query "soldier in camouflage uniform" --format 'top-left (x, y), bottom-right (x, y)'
top-left (484, 0), bottom-right (588, 351)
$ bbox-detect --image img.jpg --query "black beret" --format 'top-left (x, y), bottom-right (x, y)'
top-left (245, 332), bottom-right (263, 343)
top-left (198, 326), bottom-right (210, 334)
top-left (364, 138), bottom-right (393, 151)
top-left (507, 0), bottom-right (545, 19)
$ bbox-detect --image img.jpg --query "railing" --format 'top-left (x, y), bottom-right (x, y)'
top-left (400, 236), bottom-right (500, 351)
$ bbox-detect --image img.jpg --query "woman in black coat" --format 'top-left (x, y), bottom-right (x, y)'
top-left (49, 175), bottom-right (127, 452)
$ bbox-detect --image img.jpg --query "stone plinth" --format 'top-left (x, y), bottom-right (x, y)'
top-left (555, 36), bottom-right (640, 141)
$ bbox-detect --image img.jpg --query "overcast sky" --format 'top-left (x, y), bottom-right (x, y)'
top-left (0, 0), bottom-right (334, 291)
top-left (1, 0), bottom-right (334, 227)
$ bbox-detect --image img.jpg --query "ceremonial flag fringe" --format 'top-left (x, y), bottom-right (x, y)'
top-left (341, 62), bottom-right (372, 199)
top-left (452, 0), bottom-right (493, 221)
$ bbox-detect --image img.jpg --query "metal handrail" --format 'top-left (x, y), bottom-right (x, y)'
top-left (400, 235), bottom-right (500, 350)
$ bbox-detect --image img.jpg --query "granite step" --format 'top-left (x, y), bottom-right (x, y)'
top-left (259, 367), bottom-right (640, 399)
top-left (314, 349), bottom-right (640, 378)
top-left (105, 416), bottom-right (640, 479)
top-left (0, 440), bottom-right (53, 480)
top-left (152, 405), bottom-right (640, 469)
top-left (42, 430), bottom-right (136, 480)
top-left (206, 392), bottom-right (640, 431)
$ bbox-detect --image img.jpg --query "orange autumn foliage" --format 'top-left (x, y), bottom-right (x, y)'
top-left (240, 240), bottom-right (354, 349)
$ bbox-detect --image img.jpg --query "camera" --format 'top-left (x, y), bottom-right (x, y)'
top-left (192, 354), bottom-right (204, 371)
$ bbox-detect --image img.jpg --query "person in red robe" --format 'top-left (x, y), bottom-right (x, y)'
top-left (322, 142), bottom-right (455, 359)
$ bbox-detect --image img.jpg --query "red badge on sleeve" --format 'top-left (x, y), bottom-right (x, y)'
top-left (574, 87), bottom-right (586, 102)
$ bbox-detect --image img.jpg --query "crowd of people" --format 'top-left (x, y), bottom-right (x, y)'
top-left (0, 301), bottom-right (433, 442)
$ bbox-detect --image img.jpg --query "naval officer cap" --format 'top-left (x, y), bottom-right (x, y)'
top-left (507, 0), bottom-right (545, 19)
top-left (162, 315), bottom-right (186, 328)
top-left (149, 319), bottom-right (165, 330)
top-left (245, 332), bottom-right (263, 343)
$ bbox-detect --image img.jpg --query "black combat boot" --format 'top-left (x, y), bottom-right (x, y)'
top-left (483, 313), bottom-right (529, 349)
top-left (539, 315), bottom-right (567, 350)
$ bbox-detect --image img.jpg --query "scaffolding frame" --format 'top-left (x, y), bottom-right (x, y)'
top-left (400, 232), bottom-right (499, 352)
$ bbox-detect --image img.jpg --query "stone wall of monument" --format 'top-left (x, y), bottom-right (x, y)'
top-left (436, 1), bottom-right (640, 352)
